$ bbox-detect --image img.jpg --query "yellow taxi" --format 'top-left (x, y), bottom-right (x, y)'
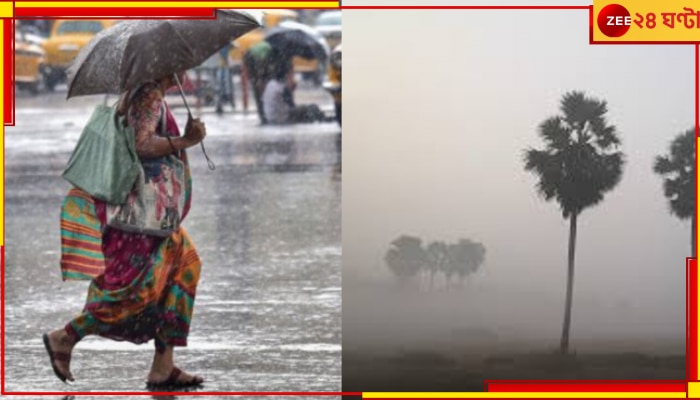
top-left (15, 31), bottom-right (47, 95)
top-left (230, 10), bottom-right (321, 79)
top-left (41, 19), bottom-right (115, 90)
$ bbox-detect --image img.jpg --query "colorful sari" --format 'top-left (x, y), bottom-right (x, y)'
top-left (59, 84), bottom-right (201, 351)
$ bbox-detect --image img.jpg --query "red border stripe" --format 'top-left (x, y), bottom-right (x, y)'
top-left (487, 383), bottom-right (687, 392)
top-left (16, 7), bottom-right (217, 17)
top-left (4, 19), bottom-right (14, 126)
top-left (690, 259), bottom-right (697, 381)
top-left (17, 7), bottom-right (337, 17)
top-left (341, 5), bottom-right (588, 9)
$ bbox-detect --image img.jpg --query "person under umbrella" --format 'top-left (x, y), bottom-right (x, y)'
top-left (262, 59), bottom-right (327, 125)
top-left (42, 10), bottom-right (259, 388)
top-left (242, 40), bottom-right (299, 125)
top-left (45, 71), bottom-right (207, 389)
top-left (243, 21), bottom-right (329, 125)
top-left (242, 40), bottom-right (277, 124)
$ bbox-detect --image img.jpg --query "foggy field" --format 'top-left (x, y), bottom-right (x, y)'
top-left (342, 278), bottom-right (685, 391)
top-left (343, 349), bottom-right (685, 392)
top-left (342, 272), bottom-right (685, 354)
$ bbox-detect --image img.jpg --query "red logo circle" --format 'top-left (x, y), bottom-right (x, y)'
top-left (597, 4), bottom-right (632, 37)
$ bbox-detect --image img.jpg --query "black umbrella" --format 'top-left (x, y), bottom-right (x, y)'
top-left (67, 10), bottom-right (259, 171)
top-left (66, 10), bottom-right (260, 99)
top-left (264, 21), bottom-right (329, 61)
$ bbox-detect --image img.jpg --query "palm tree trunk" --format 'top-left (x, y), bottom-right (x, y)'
top-left (560, 212), bottom-right (578, 354)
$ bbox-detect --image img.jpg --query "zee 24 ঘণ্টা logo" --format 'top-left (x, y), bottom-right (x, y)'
top-left (597, 3), bottom-right (700, 38)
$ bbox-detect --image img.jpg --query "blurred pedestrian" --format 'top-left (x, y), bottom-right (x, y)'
top-left (242, 41), bottom-right (276, 124)
top-left (263, 61), bottom-right (326, 125)
top-left (215, 43), bottom-right (234, 114)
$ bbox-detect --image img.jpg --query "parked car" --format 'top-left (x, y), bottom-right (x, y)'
top-left (23, 32), bottom-right (46, 46)
top-left (314, 10), bottom-right (341, 50)
top-left (15, 31), bottom-right (47, 95)
top-left (41, 19), bottom-right (115, 90)
top-left (17, 23), bottom-right (47, 46)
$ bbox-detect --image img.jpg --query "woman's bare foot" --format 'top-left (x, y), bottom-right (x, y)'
top-left (46, 329), bottom-right (77, 382)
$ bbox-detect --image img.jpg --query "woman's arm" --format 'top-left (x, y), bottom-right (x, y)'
top-left (128, 83), bottom-right (199, 158)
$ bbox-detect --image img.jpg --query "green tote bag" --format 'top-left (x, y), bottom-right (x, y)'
top-left (62, 103), bottom-right (140, 205)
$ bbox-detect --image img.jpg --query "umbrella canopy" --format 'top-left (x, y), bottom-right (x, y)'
top-left (67, 10), bottom-right (260, 98)
top-left (264, 20), bottom-right (329, 61)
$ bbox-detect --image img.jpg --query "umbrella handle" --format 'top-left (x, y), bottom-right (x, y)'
top-left (173, 72), bottom-right (193, 118)
top-left (173, 73), bottom-right (216, 171)
top-left (201, 142), bottom-right (216, 171)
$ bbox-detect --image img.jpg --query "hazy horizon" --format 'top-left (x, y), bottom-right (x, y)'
top-left (343, 9), bottom-right (692, 351)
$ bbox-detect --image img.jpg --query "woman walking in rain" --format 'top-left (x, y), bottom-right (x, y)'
top-left (43, 72), bottom-right (207, 388)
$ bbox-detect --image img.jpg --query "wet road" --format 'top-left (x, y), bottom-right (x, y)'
top-left (4, 86), bottom-right (342, 398)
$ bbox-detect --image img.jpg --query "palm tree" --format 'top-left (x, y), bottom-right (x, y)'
top-left (653, 128), bottom-right (696, 257)
top-left (523, 91), bottom-right (624, 354)
top-left (385, 235), bottom-right (426, 286)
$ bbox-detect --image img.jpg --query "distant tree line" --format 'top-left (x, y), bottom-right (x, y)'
top-left (384, 235), bottom-right (486, 290)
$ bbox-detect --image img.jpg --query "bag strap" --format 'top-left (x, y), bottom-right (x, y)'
top-left (159, 102), bottom-right (167, 136)
top-left (117, 88), bottom-right (142, 123)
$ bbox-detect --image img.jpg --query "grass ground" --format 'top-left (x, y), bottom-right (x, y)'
top-left (342, 349), bottom-right (686, 392)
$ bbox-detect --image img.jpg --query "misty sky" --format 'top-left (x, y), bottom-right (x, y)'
top-left (342, 9), bottom-right (693, 346)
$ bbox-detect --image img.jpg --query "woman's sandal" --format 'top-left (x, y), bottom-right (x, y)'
top-left (146, 367), bottom-right (204, 389)
top-left (42, 333), bottom-right (71, 383)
